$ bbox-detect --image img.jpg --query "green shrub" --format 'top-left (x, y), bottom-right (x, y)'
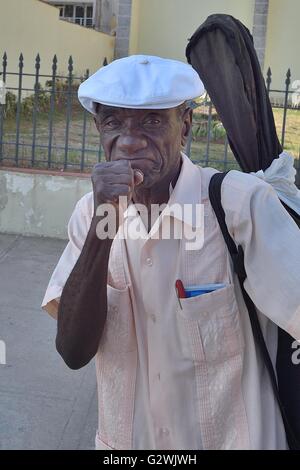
top-left (3, 78), bottom-right (82, 118)
top-left (192, 120), bottom-right (227, 142)
top-left (21, 85), bottom-right (51, 116)
top-left (212, 122), bottom-right (226, 141)
top-left (46, 77), bottom-right (81, 110)
top-left (4, 92), bottom-right (17, 118)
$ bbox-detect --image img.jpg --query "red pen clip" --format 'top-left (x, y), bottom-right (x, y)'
top-left (175, 279), bottom-right (186, 309)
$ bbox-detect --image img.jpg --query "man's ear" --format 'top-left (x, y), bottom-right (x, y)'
top-left (181, 108), bottom-right (193, 147)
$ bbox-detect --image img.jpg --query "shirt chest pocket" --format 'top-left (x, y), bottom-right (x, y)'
top-left (176, 284), bottom-right (245, 363)
top-left (99, 285), bottom-right (136, 353)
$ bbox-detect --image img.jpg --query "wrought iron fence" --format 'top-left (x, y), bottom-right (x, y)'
top-left (0, 53), bottom-right (103, 171)
top-left (186, 67), bottom-right (300, 180)
top-left (0, 53), bottom-right (299, 185)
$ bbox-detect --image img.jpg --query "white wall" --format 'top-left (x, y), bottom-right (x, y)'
top-left (0, 170), bottom-right (92, 239)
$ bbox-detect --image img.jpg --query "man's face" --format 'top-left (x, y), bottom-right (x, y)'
top-left (95, 105), bottom-right (192, 188)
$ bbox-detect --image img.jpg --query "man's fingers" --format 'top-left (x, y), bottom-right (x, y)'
top-left (110, 184), bottom-right (131, 197)
top-left (133, 169), bottom-right (144, 186)
top-left (100, 173), bottom-right (133, 186)
top-left (92, 161), bottom-right (135, 209)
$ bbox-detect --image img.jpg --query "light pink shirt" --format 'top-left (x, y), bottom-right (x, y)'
top-left (42, 154), bottom-right (300, 450)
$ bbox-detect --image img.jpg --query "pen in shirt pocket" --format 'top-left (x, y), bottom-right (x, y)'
top-left (175, 279), bottom-right (227, 308)
top-left (175, 279), bottom-right (186, 309)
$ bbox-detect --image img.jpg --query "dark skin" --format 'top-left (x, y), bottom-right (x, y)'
top-left (55, 103), bottom-right (193, 369)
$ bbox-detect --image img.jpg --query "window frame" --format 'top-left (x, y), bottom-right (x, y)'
top-left (53, 3), bottom-right (94, 28)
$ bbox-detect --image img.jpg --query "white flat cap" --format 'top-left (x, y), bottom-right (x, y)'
top-left (78, 55), bottom-right (204, 114)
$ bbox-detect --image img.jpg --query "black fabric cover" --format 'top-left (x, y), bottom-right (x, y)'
top-left (186, 14), bottom-right (300, 447)
top-left (186, 14), bottom-right (282, 172)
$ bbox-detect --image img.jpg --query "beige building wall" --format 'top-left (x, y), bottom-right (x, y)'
top-left (42, 0), bottom-right (94, 4)
top-left (129, 0), bottom-right (140, 55)
top-left (0, 0), bottom-right (115, 93)
top-left (264, 0), bottom-right (300, 96)
top-left (129, 0), bottom-right (255, 60)
top-left (129, 0), bottom-right (299, 102)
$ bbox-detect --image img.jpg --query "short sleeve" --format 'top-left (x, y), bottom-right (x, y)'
top-left (41, 191), bottom-right (94, 318)
top-left (222, 171), bottom-right (300, 340)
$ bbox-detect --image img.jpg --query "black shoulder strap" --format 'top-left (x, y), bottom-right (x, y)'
top-left (208, 171), bottom-right (300, 450)
top-left (280, 201), bottom-right (300, 229)
top-left (208, 172), bottom-right (247, 282)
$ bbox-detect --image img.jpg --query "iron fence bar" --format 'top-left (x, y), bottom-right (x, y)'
top-left (80, 68), bottom-right (89, 171)
top-left (272, 104), bottom-right (292, 109)
top-left (185, 126), bottom-right (193, 158)
top-left (265, 88), bottom-right (299, 94)
top-left (47, 55), bottom-right (57, 169)
top-left (3, 71), bottom-right (84, 80)
top-left (205, 101), bottom-right (213, 166)
top-left (223, 136), bottom-right (229, 171)
top-left (97, 136), bottom-right (102, 163)
top-left (266, 67), bottom-right (272, 95)
top-left (31, 54), bottom-right (40, 166)
top-left (3, 87), bottom-right (78, 95)
top-left (94, 58), bottom-right (109, 165)
top-left (0, 156), bottom-right (95, 168)
top-left (1, 140), bottom-right (103, 153)
top-left (281, 68), bottom-right (291, 148)
top-left (0, 52), bottom-right (7, 162)
top-left (15, 53), bottom-right (24, 165)
top-left (295, 151), bottom-right (300, 188)
top-left (64, 56), bottom-right (73, 170)
top-left (191, 158), bottom-right (238, 165)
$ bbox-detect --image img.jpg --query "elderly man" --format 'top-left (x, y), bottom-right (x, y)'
top-left (42, 55), bottom-right (300, 450)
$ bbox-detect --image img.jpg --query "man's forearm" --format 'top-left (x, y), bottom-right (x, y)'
top-left (56, 217), bottom-right (113, 369)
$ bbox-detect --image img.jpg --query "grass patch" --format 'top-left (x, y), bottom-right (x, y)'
top-left (272, 107), bottom-right (300, 157)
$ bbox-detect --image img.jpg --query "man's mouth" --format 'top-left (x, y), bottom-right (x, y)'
top-left (116, 157), bottom-right (150, 163)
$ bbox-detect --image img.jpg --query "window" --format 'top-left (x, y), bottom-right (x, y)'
top-left (55, 3), bottom-right (93, 28)
top-left (75, 6), bottom-right (84, 25)
top-left (64, 5), bottom-right (74, 18)
top-left (86, 6), bottom-right (93, 27)
top-left (86, 6), bottom-right (93, 18)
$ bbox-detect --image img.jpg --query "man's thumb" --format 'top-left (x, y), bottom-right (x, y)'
top-left (133, 169), bottom-right (144, 186)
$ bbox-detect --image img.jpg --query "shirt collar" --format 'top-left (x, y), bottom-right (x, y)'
top-left (167, 153), bottom-right (202, 227)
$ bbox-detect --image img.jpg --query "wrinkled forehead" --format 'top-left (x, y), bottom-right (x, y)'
top-left (95, 103), bottom-right (187, 120)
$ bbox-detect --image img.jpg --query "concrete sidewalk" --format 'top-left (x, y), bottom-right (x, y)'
top-left (0, 234), bottom-right (98, 450)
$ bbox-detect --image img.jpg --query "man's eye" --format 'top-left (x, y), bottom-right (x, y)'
top-left (144, 118), bottom-right (161, 126)
top-left (103, 119), bottom-right (120, 129)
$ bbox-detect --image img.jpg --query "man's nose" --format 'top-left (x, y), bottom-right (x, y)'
top-left (116, 133), bottom-right (147, 155)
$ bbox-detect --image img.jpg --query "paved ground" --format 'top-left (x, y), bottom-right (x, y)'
top-left (0, 234), bottom-right (98, 450)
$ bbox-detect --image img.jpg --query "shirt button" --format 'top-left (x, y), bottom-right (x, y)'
top-left (146, 257), bottom-right (153, 266)
top-left (157, 373), bottom-right (161, 381)
top-left (149, 313), bottom-right (156, 323)
top-left (113, 306), bottom-right (118, 314)
top-left (160, 428), bottom-right (170, 437)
